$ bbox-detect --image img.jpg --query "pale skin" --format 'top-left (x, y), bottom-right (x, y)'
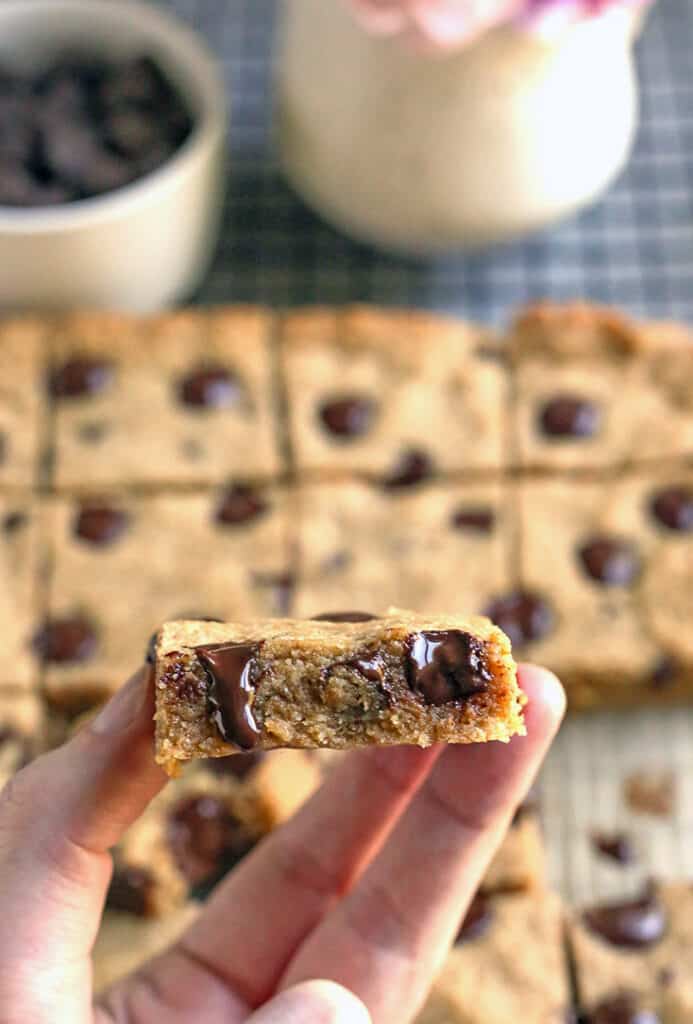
top-left (0, 664), bottom-right (564, 1024)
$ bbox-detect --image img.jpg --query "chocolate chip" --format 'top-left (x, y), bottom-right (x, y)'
top-left (485, 591), bottom-right (554, 649)
top-left (578, 537), bottom-right (641, 586)
top-left (383, 449), bottom-right (434, 489)
top-left (649, 655), bottom-right (680, 691)
top-left (77, 421), bottom-right (109, 444)
top-left (588, 992), bottom-right (660, 1024)
top-left (32, 616), bottom-right (97, 664)
top-left (455, 894), bottom-right (494, 944)
top-left (539, 395), bottom-right (601, 438)
top-left (198, 642), bottom-right (263, 750)
top-left (215, 485), bottom-right (268, 526)
top-left (312, 611), bottom-right (378, 623)
top-left (405, 630), bottom-right (492, 706)
top-left (451, 507), bottom-right (495, 532)
top-left (107, 864), bottom-right (156, 917)
top-left (3, 511), bottom-right (27, 533)
top-left (74, 503), bottom-right (129, 545)
top-left (49, 357), bottom-right (113, 399)
top-left (591, 831), bottom-right (636, 866)
top-left (207, 751), bottom-right (266, 780)
top-left (253, 572), bottom-right (295, 616)
top-left (583, 891), bottom-right (667, 948)
top-left (167, 794), bottom-right (253, 886)
top-left (318, 395), bottom-right (377, 438)
top-left (649, 486), bottom-right (693, 532)
top-left (179, 366), bottom-right (241, 409)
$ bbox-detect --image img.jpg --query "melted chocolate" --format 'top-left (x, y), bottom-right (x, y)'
top-left (583, 890), bottom-right (667, 949)
top-left (197, 642), bottom-right (262, 750)
top-left (405, 630), bottom-right (492, 706)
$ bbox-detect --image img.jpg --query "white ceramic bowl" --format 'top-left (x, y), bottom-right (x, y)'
top-left (0, 0), bottom-right (227, 312)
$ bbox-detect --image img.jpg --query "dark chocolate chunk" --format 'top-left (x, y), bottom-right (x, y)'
top-left (451, 507), bottom-right (495, 533)
top-left (107, 864), bottom-right (156, 917)
top-left (3, 511), bottom-right (27, 533)
top-left (167, 794), bottom-right (253, 886)
top-left (76, 420), bottom-right (109, 444)
top-left (207, 750), bottom-right (266, 780)
top-left (578, 537), bottom-right (641, 586)
top-left (591, 831), bottom-right (636, 866)
top-left (588, 992), bottom-right (660, 1024)
top-left (649, 486), bottom-right (693, 532)
top-left (179, 366), bottom-right (241, 409)
top-left (32, 616), bottom-right (98, 664)
top-left (49, 356), bottom-right (113, 399)
top-left (343, 653), bottom-right (385, 684)
top-left (405, 630), bottom-right (492, 706)
top-left (455, 894), bottom-right (494, 944)
top-left (485, 590), bottom-right (554, 648)
top-left (215, 485), bottom-right (268, 526)
top-left (539, 395), bottom-right (601, 438)
top-left (383, 449), bottom-right (434, 489)
top-left (318, 395), bottom-right (377, 438)
top-left (74, 503), bottom-right (129, 545)
top-left (583, 891), bottom-right (667, 949)
top-left (649, 655), bottom-right (680, 691)
top-left (312, 611), bottom-right (378, 623)
top-left (253, 572), bottom-right (295, 616)
top-left (198, 642), bottom-right (262, 750)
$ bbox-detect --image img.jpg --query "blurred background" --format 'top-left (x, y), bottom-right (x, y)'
top-left (176, 0), bottom-right (693, 324)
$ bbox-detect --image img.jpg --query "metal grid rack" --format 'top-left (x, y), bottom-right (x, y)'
top-left (158, 0), bottom-right (692, 903)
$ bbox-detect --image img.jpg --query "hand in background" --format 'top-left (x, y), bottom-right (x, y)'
top-left (0, 663), bottom-right (564, 1024)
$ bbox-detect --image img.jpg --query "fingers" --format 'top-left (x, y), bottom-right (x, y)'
top-left (134, 744), bottom-right (440, 1012)
top-left (282, 666), bottom-right (565, 1023)
top-left (248, 981), bottom-right (371, 1024)
top-left (0, 667), bottom-right (165, 1010)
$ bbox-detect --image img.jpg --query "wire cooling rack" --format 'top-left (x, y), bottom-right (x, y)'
top-left (157, 0), bottom-right (693, 903)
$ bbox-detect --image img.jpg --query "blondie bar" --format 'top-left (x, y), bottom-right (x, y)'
top-left (416, 891), bottom-right (570, 1024)
top-left (569, 883), bottom-right (693, 1022)
top-left (0, 316), bottom-right (47, 488)
top-left (289, 481), bottom-right (514, 620)
top-left (49, 308), bottom-right (281, 488)
top-left (154, 611), bottom-right (522, 775)
top-left (487, 471), bottom-right (693, 708)
top-left (281, 306), bottom-right (507, 479)
top-left (511, 302), bottom-right (693, 471)
top-left (40, 487), bottom-right (292, 708)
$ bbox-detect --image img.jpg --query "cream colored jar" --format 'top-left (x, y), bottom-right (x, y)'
top-left (277, 1), bottom-right (641, 253)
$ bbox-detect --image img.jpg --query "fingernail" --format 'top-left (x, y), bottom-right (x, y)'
top-left (91, 667), bottom-right (149, 735)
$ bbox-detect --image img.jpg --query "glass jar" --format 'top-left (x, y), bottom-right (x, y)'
top-left (276, 1), bottom-right (643, 253)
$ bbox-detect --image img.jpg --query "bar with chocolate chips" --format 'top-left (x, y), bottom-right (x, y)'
top-left (154, 610), bottom-right (523, 776)
top-left (569, 883), bottom-right (693, 1022)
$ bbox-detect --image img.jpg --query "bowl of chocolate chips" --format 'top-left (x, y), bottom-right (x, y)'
top-left (0, 0), bottom-right (226, 311)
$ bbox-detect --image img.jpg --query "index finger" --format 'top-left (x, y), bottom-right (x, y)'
top-left (282, 666), bottom-right (565, 1023)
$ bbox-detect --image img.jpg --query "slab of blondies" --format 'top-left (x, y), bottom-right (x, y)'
top-left (154, 610), bottom-right (523, 775)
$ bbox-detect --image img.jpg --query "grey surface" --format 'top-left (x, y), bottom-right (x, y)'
top-left (158, 0), bottom-right (693, 325)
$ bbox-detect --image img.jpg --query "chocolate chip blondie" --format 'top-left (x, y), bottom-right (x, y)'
top-left (154, 611), bottom-right (523, 775)
top-left (569, 883), bottom-right (693, 1022)
top-left (40, 487), bottom-right (292, 708)
top-left (49, 308), bottom-right (281, 488)
top-left (289, 480), bottom-right (514, 619)
top-left (281, 306), bottom-right (507, 480)
top-left (416, 891), bottom-right (570, 1024)
top-left (493, 471), bottom-right (693, 708)
top-left (0, 497), bottom-right (42, 692)
top-left (510, 302), bottom-right (693, 472)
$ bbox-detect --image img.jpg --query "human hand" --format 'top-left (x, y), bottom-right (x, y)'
top-left (0, 663), bottom-right (564, 1024)
top-left (347, 0), bottom-right (646, 48)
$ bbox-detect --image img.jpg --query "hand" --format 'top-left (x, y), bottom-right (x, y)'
top-left (346, 0), bottom-right (525, 48)
top-left (0, 663), bottom-right (564, 1024)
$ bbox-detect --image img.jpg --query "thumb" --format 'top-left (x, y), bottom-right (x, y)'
top-left (248, 980), bottom-right (372, 1024)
